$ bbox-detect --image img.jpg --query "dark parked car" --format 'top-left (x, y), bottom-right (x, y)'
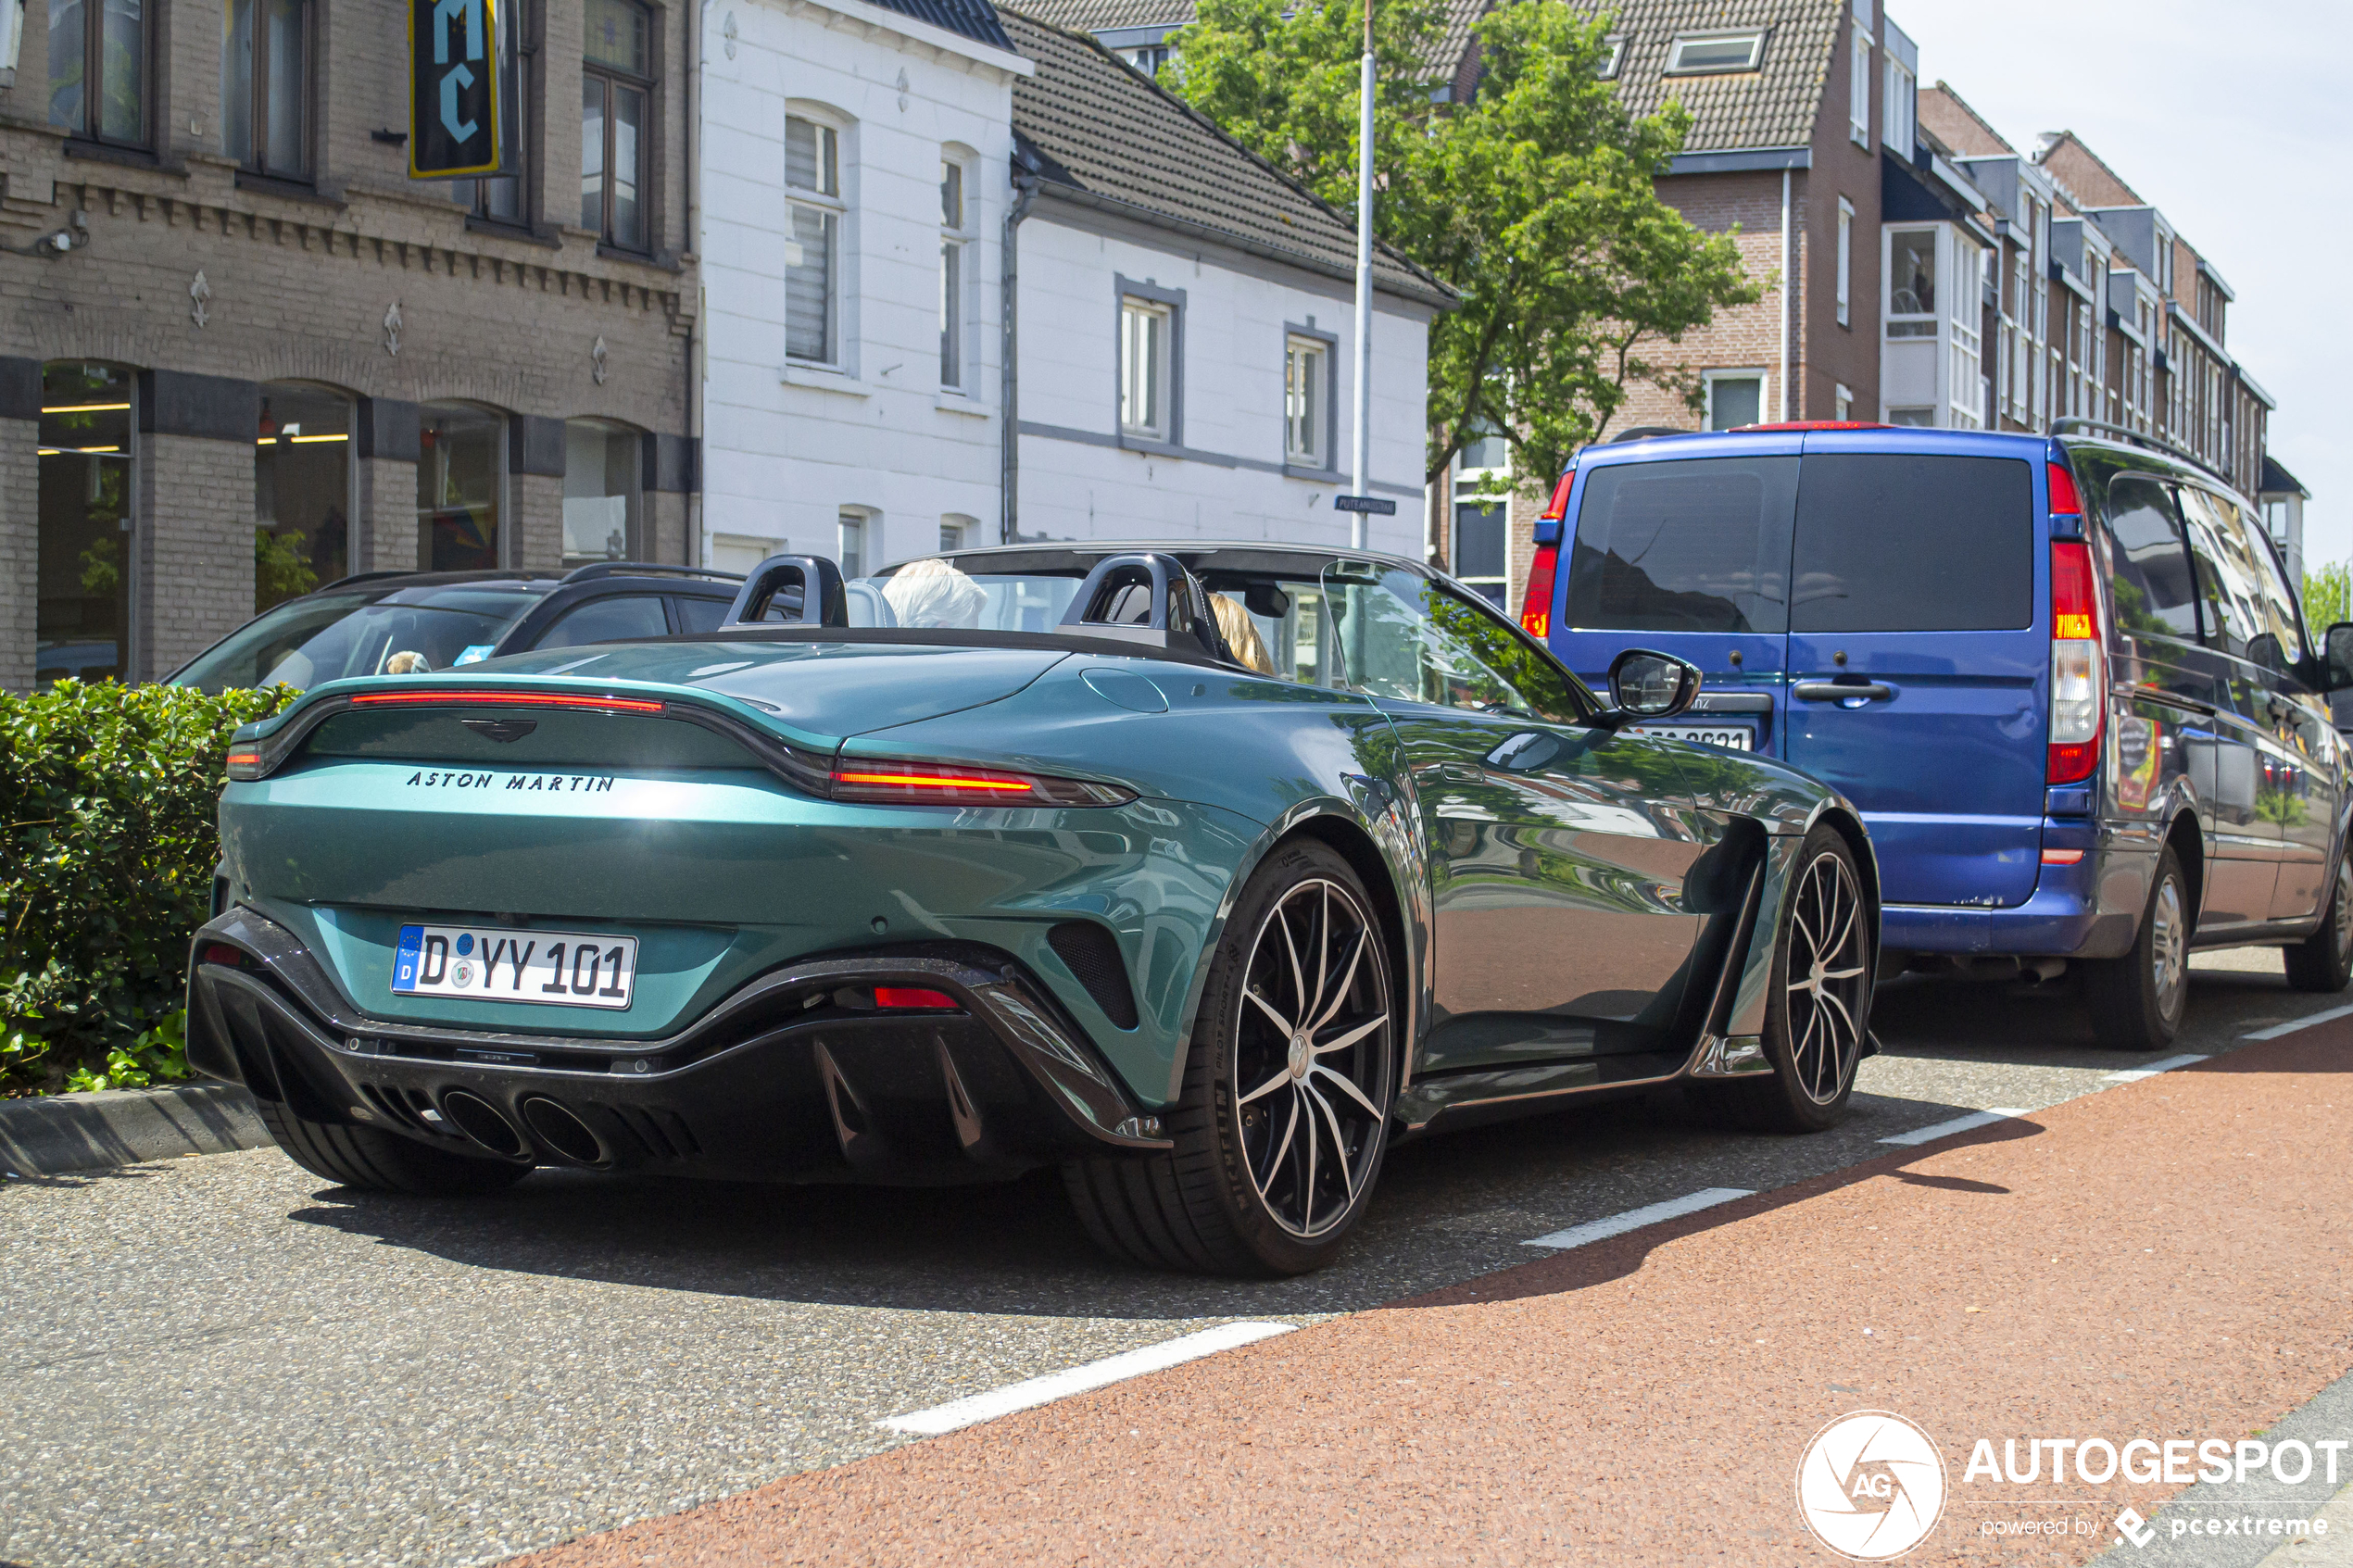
top-left (167, 564), bottom-right (744, 693)
top-left (1527, 418), bottom-right (2353, 1051)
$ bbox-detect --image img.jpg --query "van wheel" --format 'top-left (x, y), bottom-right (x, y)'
top-left (1692, 826), bottom-right (1872, 1133)
top-left (2083, 847), bottom-right (2191, 1050)
top-left (2285, 847), bottom-right (2353, 993)
top-left (258, 1100), bottom-right (532, 1196)
top-left (1063, 840), bottom-right (1396, 1275)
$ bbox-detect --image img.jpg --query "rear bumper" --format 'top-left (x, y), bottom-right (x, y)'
top-left (186, 905), bottom-right (1169, 1185)
top-left (1880, 836), bottom-right (2155, 960)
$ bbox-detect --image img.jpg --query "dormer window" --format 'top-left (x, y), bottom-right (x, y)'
top-left (1597, 34), bottom-right (1624, 79)
top-left (1664, 30), bottom-right (1766, 75)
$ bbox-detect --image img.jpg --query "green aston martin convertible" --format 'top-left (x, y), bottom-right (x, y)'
top-left (188, 543), bottom-right (1877, 1275)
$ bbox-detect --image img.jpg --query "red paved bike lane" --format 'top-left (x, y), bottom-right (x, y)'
top-left (511, 1026), bottom-right (2353, 1567)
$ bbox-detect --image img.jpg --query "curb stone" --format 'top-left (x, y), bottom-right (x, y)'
top-left (0, 1083), bottom-right (268, 1177)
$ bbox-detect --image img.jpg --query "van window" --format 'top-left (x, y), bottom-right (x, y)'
top-left (1562, 456), bottom-right (1796, 633)
top-left (2102, 474), bottom-right (2198, 640)
top-left (2178, 485), bottom-right (2301, 668)
top-left (1791, 455), bottom-right (2032, 633)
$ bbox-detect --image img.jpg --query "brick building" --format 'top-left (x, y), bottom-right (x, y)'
top-left (1, 0), bottom-right (698, 691)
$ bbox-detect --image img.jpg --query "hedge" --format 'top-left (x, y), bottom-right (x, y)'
top-left (3, 680), bottom-right (293, 1095)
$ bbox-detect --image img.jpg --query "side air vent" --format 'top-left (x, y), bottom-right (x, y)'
top-left (1049, 922), bottom-right (1139, 1030)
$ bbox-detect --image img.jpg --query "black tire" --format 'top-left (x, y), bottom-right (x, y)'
top-left (2082, 846), bottom-right (2192, 1050)
top-left (2284, 846), bottom-right (2353, 993)
top-left (257, 1099), bottom-right (532, 1196)
top-left (1063, 839), bottom-right (1397, 1276)
top-left (1694, 825), bottom-right (1873, 1133)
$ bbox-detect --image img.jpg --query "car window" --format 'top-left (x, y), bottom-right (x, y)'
top-left (535, 594), bottom-right (673, 651)
top-left (671, 595), bottom-right (732, 634)
top-left (1791, 454), bottom-right (2033, 633)
top-left (168, 591), bottom-right (381, 693)
top-left (2100, 474), bottom-right (2199, 641)
top-left (255, 592), bottom-right (546, 686)
top-left (2178, 486), bottom-right (2301, 669)
top-left (1563, 456), bottom-right (1796, 633)
top-left (1322, 565), bottom-right (1588, 721)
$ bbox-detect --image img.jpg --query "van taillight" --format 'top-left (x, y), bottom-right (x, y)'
top-left (2048, 540), bottom-right (2104, 784)
top-left (1519, 544), bottom-right (1558, 638)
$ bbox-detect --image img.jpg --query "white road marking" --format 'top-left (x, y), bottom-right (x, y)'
top-left (879, 1321), bottom-right (1296, 1436)
top-left (1878, 1109), bottom-right (2031, 1147)
top-left (2243, 1005), bottom-right (2353, 1040)
top-left (2102, 1053), bottom-right (2209, 1082)
top-left (1521, 1186), bottom-right (1755, 1251)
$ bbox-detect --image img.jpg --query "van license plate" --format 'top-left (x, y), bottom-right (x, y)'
top-left (393, 923), bottom-right (638, 1010)
top-left (1636, 724), bottom-right (1753, 751)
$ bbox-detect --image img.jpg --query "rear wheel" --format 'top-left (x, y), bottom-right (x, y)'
top-left (1063, 840), bottom-right (1396, 1275)
top-left (1695, 826), bottom-right (1872, 1133)
top-left (2083, 847), bottom-right (2191, 1050)
top-left (258, 1100), bottom-right (532, 1196)
top-left (2284, 847), bottom-right (2353, 993)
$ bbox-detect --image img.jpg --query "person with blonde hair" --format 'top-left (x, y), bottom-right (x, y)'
top-left (1209, 592), bottom-right (1274, 674)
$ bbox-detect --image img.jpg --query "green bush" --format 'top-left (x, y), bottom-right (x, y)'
top-left (2, 680), bottom-right (293, 1095)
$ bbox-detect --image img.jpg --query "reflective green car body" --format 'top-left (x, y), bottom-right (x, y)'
top-left (188, 544), bottom-right (1873, 1252)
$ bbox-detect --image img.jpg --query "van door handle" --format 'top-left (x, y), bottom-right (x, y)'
top-left (1791, 680), bottom-right (1894, 702)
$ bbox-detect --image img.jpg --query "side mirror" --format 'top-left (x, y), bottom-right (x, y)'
top-left (1601, 647), bottom-right (1701, 726)
top-left (2326, 623), bottom-right (2353, 691)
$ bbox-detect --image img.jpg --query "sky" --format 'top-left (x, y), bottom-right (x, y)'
top-left (1891, 0), bottom-right (2350, 571)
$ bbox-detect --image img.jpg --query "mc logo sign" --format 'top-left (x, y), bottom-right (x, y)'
top-left (409, 0), bottom-right (508, 179)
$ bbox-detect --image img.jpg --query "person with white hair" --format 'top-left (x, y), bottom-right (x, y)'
top-left (881, 557), bottom-right (988, 628)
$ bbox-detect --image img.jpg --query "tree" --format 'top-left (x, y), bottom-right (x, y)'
top-left (2304, 560), bottom-right (2349, 637)
top-left (1171, 0), bottom-right (1762, 487)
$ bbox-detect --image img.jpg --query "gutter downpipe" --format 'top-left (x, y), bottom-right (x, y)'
top-left (1000, 150), bottom-right (1042, 544)
top-left (1780, 166), bottom-right (1792, 420)
top-left (685, 0), bottom-right (705, 564)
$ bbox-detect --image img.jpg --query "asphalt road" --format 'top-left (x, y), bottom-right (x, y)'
top-left (0, 947), bottom-right (2336, 1568)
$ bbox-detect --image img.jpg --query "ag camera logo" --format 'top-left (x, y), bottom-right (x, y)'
top-left (1796, 1411), bottom-right (1948, 1560)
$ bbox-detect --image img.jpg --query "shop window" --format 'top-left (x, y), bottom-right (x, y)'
top-left (36, 362), bottom-right (134, 684)
top-left (563, 419), bottom-right (642, 566)
top-left (49, 0), bottom-right (146, 146)
top-left (582, 0), bottom-right (650, 250)
top-left (417, 404), bottom-right (506, 571)
top-left (254, 384), bottom-right (351, 612)
top-left (224, 0), bottom-right (310, 180)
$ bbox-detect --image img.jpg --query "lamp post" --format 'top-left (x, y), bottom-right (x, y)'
top-left (1347, 0), bottom-right (1375, 550)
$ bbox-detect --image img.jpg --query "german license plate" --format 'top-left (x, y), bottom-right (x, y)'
top-left (393, 923), bottom-right (638, 1010)
top-left (1636, 723), bottom-right (1754, 750)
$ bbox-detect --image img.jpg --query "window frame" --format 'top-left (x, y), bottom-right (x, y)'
top-left (224, 0), bottom-right (314, 182)
top-left (785, 108), bottom-right (848, 368)
top-left (453, 0), bottom-right (532, 227)
top-left (561, 416), bottom-right (645, 568)
top-left (1114, 274), bottom-right (1184, 451)
top-left (49, 0), bottom-right (150, 148)
top-left (1883, 225), bottom-right (1939, 340)
top-left (938, 149), bottom-right (975, 394)
top-left (1848, 22), bottom-right (1870, 146)
top-left (1882, 55), bottom-right (1915, 152)
top-left (837, 507), bottom-right (874, 578)
top-left (1596, 33), bottom-right (1624, 79)
top-left (1663, 29), bottom-right (1766, 75)
top-left (1282, 321), bottom-right (1337, 473)
top-left (1702, 369), bottom-right (1768, 433)
top-left (1836, 198), bottom-right (1853, 329)
top-left (581, 0), bottom-right (655, 254)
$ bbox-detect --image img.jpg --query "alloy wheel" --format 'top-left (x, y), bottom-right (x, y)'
top-left (1233, 878), bottom-right (1390, 1239)
top-left (2150, 874), bottom-right (2189, 1022)
top-left (1785, 851), bottom-right (1870, 1105)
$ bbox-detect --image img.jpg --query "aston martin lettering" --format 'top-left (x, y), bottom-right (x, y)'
top-left (401, 771), bottom-right (617, 792)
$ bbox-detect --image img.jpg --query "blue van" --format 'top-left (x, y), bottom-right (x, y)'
top-left (1523, 421), bottom-right (2353, 1051)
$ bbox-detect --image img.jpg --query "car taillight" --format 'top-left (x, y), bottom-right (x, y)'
top-left (1519, 545), bottom-right (1558, 638)
top-left (875, 986), bottom-right (958, 1010)
top-left (2048, 539), bottom-right (2104, 784)
top-left (225, 749), bottom-right (264, 780)
top-left (828, 759), bottom-right (1137, 807)
top-left (2046, 460), bottom-right (2082, 517)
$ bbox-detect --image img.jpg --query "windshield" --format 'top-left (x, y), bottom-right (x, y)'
top-left (169, 585), bottom-right (547, 693)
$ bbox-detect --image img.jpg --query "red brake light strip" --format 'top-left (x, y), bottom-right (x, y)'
top-left (350, 690), bottom-right (667, 713)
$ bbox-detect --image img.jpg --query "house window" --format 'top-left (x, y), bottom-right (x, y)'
top-left (1120, 295), bottom-right (1173, 441)
top-left (1596, 33), bottom-right (1624, 79)
top-left (36, 361), bottom-right (135, 684)
top-left (48, 0), bottom-right (145, 144)
top-left (254, 383), bottom-right (352, 612)
top-left (837, 509), bottom-right (870, 577)
top-left (1120, 44), bottom-right (1170, 75)
top-left (1883, 56), bottom-right (1915, 152)
top-left (582, 0), bottom-right (651, 250)
top-left (1836, 199), bottom-right (1853, 328)
top-left (1886, 228), bottom-right (1936, 337)
top-left (452, 0), bottom-right (527, 222)
top-left (1704, 371), bottom-right (1765, 432)
top-left (563, 420), bottom-right (642, 567)
top-left (786, 114), bottom-right (844, 364)
top-left (939, 156), bottom-right (972, 391)
top-left (1848, 24), bottom-right (1869, 145)
top-left (224, 0), bottom-right (309, 179)
top-left (1835, 384), bottom-right (1854, 421)
top-left (1664, 30), bottom-right (1765, 74)
top-left (1453, 502), bottom-right (1507, 607)
top-left (417, 404), bottom-right (506, 571)
top-left (1284, 333), bottom-right (1328, 467)
top-left (939, 514), bottom-right (975, 552)
top-left (1457, 419), bottom-right (1509, 476)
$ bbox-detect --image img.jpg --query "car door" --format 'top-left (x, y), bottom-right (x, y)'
top-left (1324, 563), bottom-right (1710, 1074)
top-left (2180, 484), bottom-right (2336, 922)
top-left (2173, 483), bottom-right (2289, 929)
top-left (1780, 440), bottom-right (2046, 909)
